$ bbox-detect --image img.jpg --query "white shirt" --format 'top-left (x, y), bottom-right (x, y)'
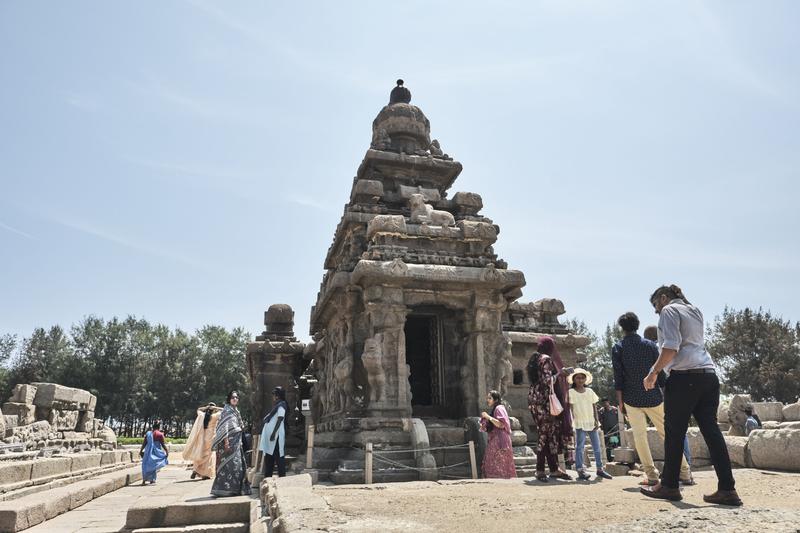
top-left (657, 299), bottom-right (715, 373)
top-left (258, 406), bottom-right (286, 457)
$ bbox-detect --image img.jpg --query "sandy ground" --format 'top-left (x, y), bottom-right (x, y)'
top-left (311, 468), bottom-right (800, 532)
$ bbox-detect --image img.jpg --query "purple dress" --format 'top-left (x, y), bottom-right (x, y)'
top-left (480, 404), bottom-right (517, 479)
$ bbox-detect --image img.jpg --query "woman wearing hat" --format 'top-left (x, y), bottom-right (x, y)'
top-left (568, 369), bottom-right (613, 481)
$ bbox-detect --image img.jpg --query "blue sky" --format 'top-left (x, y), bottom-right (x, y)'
top-left (1, 1), bottom-right (798, 343)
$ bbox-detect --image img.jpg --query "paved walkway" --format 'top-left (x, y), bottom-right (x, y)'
top-left (26, 463), bottom-right (210, 533)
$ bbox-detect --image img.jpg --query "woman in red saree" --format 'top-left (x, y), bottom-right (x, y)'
top-left (480, 390), bottom-right (517, 479)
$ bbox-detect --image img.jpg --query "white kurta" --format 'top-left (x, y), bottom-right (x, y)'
top-left (259, 406), bottom-right (286, 457)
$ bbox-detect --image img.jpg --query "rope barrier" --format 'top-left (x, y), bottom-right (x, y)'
top-left (371, 443), bottom-right (470, 455)
top-left (372, 454), bottom-right (471, 472)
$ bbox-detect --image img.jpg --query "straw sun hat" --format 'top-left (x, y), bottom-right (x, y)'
top-left (567, 368), bottom-right (593, 385)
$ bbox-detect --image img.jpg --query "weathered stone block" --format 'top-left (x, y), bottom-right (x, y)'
top-left (4, 414), bottom-right (19, 435)
top-left (783, 402), bottom-right (800, 422)
top-left (752, 402), bottom-right (784, 422)
top-left (353, 179), bottom-right (385, 200)
top-left (749, 429), bottom-right (800, 471)
top-left (779, 421), bottom-right (800, 430)
top-left (88, 394), bottom-right (97, 412)
top-left (623, 427), bottom-right (665, 461)
top-left (97, 427), bottom-right (117, 445)
top-left (32, 383), bottom-right (75, 408)
top-left (452, 191), bottom-right (483, 213)
top-left (457, 220), bottom-right (497, 243)
top-left (70, 453), bottom-right (102, 472)
top-left (68, 481), bottom-right (94, 509)
top-left (2, 403), bottom-right (36, 426)
top-left (43, 490), bottom-right (71, 520)
top-left (0, 407), bottom-right (4, 438)
top-left (366, 214), bottom-right (407, 240)
top-left (11, 384), bottom-right (37, 405)
top-left (31, 457), bottom-right (72, 482)
top-left (0, 460), bottom-right (34, 486)
top-left (686, 427), bottom-right (710, 460)
top-left (91, 477), bottom-right (116, 498)
top-left (723, 436), bottom-right (751, 468)
top-left (11, 421), bottom-right (53, 443)
top-left (511, 430), bottom-right (527, 446)
top-left (115, 450), bottom-right (132, 463)
top-left (76, 411), bottom-right (94, 433)
top-left (727, 394), bottom-right (752, 436)
top-left (0, 499), bottom-right (46, 532)
top-left (100, 451), bottom-right (117, 465)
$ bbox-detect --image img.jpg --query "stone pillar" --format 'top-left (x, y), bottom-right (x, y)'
top-left (246, 305), bottom-right (306, 442)
top-left (464, 292), bottom-right (506, 416)
top-left (364, 286), bottom-right (410, 417)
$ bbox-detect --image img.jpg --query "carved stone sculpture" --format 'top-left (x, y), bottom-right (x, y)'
top-left (362, 333), bottom-right (386, 404)
top-left (495, 336), bottom-right (514, 398)
top-left (333, 355), bottom-right (354, 411)
top-left (429, 139), bottom-right (443, 156)
top-left (408, 193), bottom-right (455, 227)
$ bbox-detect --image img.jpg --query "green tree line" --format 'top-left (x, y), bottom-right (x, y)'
top-left (0, 317), bottom-right (252, 437)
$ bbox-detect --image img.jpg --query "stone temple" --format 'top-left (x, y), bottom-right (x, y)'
top-left (248, 81), bottom-right (590, 482)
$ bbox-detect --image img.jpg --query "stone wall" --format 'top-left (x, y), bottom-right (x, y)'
top-left (2, 383), bottom-right (116, 453)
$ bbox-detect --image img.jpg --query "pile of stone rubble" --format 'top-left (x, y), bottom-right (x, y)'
top-left (1, 383), bottom-right (116, 454)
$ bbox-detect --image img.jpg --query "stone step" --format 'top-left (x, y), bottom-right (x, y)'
top-left (130, 522), bottom-right (248, 533)
top-left (125, 497), bottom-right (251, 529)
top-left (515, 465), bottom-right (539, 477)
top-left (0, 465), bottom-right (141, 532)
top-left (514, 456), bottom-right (537, 466)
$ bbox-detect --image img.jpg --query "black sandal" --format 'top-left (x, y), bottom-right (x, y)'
top-left (535, 471), bottom-right (549, 482)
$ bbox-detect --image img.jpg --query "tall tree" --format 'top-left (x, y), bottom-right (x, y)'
top-left (706, 307), bottom-right (800, 403)
top-left (0, 334), bottom-right (17, 400)
top-left (564, 319), bottom-right (622, 404)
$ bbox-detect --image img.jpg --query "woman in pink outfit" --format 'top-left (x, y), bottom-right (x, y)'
top-left (480, 390), bottom-right (517, 479)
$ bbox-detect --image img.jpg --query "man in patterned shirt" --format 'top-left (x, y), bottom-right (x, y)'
top-left (612, 312), bottom-right (691, 486)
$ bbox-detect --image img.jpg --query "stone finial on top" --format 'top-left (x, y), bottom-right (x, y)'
top-left (389, 79), bottom-right (411, 105)
top-left (257, 303), bottom-right (296, 341)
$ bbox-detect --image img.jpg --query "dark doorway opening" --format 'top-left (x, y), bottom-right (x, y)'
top-left (405, 315), bottom-right (435, 407)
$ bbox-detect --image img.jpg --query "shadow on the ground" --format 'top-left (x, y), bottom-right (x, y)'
top-left (185, 496), bottom-right (217, 502)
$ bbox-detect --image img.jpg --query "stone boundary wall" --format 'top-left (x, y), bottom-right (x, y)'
top-left (0, 464), bottom-right (143, 533)
top-left (0, 450), bottom-right (137, 497)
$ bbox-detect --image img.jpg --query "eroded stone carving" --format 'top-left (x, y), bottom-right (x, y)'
top-left (408, 194), bottom-right (456, 227)
top-left (333, 354), bottom-right (354, 411)
top-left (362, 333), bottom-right (386, 404)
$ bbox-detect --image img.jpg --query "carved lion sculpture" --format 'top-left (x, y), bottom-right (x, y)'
top-left (361, 334), bottom-right (386, 404)
top-left (408, 193), bottom-right (455, 227)
top-left (333, 355), bottom-right (354, 411)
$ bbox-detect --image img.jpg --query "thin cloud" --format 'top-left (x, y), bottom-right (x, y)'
top-left (285, 194), bottom-right (339, 214)
top-left (0, 220), bottom-right (35, 240)
top-left (48, 215), bottom-right (205, 270)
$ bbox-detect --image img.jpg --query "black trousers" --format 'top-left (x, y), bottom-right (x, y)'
top-left (263, 437), bottom-right (286, 478)
top-left (662, 372), bottom-right (735, 490)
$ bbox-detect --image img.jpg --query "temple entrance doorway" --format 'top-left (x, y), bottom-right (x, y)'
top-left (405, 309), bottom-right (460, 418)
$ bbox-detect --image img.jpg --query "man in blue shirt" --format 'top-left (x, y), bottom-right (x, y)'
top-left (612, 312), bottom-right (691, 486)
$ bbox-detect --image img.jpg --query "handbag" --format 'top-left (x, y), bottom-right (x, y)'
top-left (549, 375), bottom-right (564, 416)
